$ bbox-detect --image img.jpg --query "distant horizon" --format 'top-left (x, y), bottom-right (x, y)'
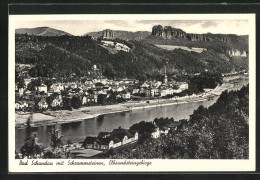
top-left (14, 20), bottom-right (249, 36)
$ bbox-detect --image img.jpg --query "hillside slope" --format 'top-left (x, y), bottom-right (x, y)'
top-left (15, 34), bottom-right (248, 80)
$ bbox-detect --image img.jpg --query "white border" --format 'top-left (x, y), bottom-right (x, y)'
top-left (8, 14), bottom-right (256, 172)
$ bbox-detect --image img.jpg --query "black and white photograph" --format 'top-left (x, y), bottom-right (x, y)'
top-left (8, 13), bottom-right (256, 172)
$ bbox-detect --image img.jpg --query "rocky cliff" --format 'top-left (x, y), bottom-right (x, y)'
top-left (102, 29), bottom-right (114, 39)
top-left (151, 25), bottom-right (187, 39)
top-left (87, 30), bottom-right (150, 41)
top-left (151, 25), bottom-right (229, 42)
top-left (228, 49), bottom-right (248, 57)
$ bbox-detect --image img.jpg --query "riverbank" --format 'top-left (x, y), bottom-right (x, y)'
top-left (15, 74), bottom-right (248, 128)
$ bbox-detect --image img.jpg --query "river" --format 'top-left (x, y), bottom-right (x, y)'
top-left (15, 74), bottom-right (249, 151)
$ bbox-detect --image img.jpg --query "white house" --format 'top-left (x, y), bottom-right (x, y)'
top-left (177, 82), bottom-right (189, 91)
top-left (132, 88), bottom-right (140, 94)
top-left (159, 127), bottom-right (170, 135)
top-left (38, 99), bottom-right (48, 109)
top-left (151, 127), bottom-right (160, 139)
top-left (51, 83), bottom-right (64, 93)
top-left (51, 98), bottom-right (62, 107)
top-left (15, 102), bottom-right (20, 110)
top-left (160, 89), bottom-right (167, 97)
top-left (36, 84), bottom-right (48, 93)
top-left (70, 83), bottom-right (78, 89)
top-left (122, 91), bottom-right (131, 99)
top-left (82, 96), bottom-right (87, 105)
top-left (117, 86), bottom-right (124, 92)
top-left (18, 88), bottom-right (24, 96)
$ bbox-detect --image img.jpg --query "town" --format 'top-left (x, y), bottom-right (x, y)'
top-left (15, 64), bottom-right (189, 112)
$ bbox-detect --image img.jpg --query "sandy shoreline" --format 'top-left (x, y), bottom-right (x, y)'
top-left (15, 74), bottom-right (248, 128)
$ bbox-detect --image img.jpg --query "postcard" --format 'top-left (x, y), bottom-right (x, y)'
top-left (8, 13), bottom-right (256, 172)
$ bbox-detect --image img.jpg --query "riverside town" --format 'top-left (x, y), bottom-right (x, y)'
top-left (14, 20), bottom-right (250, 160)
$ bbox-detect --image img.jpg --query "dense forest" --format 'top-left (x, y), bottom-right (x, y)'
top-left (108, 84), bottom-right (249, 159)
top-left (15, 34), bottom-right (248, 81)
top-left (187, 72), bottom-right (223, 93)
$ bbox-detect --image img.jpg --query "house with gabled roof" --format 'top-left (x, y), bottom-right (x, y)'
top-left (37, 99), bottom-right (48, 110)
top-left (122, 89), bottom-right (131, 99)
top-left (50, 83), bottom-right (64, 93)
top-left (36, 83), bottom-right (48, 93)
top-left (82, 95), bottom-right (87, 105)
top-left (111, 127), bottom-right (138, 145)
top-left (97, 132), bottom-right (122, 149)
top-left (83, 128), bottom-right (138, 150)
top-left (83, 137), bottom-right (97, 149)
top-left (151, 123), bottom-right (160, 139)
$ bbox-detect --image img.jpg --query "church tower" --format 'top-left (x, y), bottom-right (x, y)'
top-left (163, 64), bottom-right (168, 85)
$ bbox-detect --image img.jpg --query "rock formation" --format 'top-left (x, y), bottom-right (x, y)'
top-left (152, 25), bottom-right (187, 39)
top-left (228, 49), bottom-right (247, 57)
top-left (151, 25), bottom-right (232, 43)
top-left (102, 29), bottom-right (114, 39)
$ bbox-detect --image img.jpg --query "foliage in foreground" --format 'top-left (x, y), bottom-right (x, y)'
top-left (109, 84), bottom-right (249, 159)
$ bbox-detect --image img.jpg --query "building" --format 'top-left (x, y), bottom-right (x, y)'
top-left (38, 99), bottom-right (48, 110)
top-left (83, 127), bottom-right (138, 150)
top-left (51, 83), bottom-right (64, 93)
top-left (18, 88), bottom-right (24, 96)
top-left (132, 88), bottom-right (140, 94)
top-left (111, 127), bottom-right (138, 145)
top-left (15, 101), bottom-right (28, 110)
top-left (82, 96), bottom-right (87, 105)
top-left (159, 126), bottom-right (170, 135)
top-left (51, 98), bottom-right (62, 108)
top-left (150, 124), bottom-right (160, 139)
top-left (36, 84), bottom-right (48, 93)
top-left (177, 82), bottom-right (189, 91)
top-left (69, 83), bottom-right (78, 89)
top-left (163, 64), bottom-right (168, 85)
top-left (83, 137), bottom-right (97, 149)
top-left (122, 90), bottom-right (131, 99)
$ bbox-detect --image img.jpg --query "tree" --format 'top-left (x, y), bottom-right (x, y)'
top-left (63, 97), bottom-right (72, 110)
top-left (17, 76), bottom-right (25, 89)
top-left (97, 94), bottom-right (106, 105)
top-left (20, 115), bottom-right (43, 158)
top-left (43, 78), bottom-right (54, 90)
top-left (130, 121), bottom-right (156, 135)
top-left (50, 125), bottom-right (63, 149)
top-left (71, 96), bottom-right (82, 109)
top-left (27, 78), bottom-right (42, 91)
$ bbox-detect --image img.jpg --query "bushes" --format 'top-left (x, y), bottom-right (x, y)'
top-left (188, 72), bottom-right (223, 93)
top-left (71, 96), bottom-right (82, 109)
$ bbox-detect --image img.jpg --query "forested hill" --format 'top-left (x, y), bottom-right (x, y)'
top-left (16, 27), bottom-right (72, 36)
top-left (15, 33), bottom-right (248, 80)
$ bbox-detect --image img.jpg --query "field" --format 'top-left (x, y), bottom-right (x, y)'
top-left (155, 44), bottom-right (206, 53)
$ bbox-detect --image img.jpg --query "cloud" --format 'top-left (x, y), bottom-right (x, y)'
top-left (200, 21), bottom-right (218, 28)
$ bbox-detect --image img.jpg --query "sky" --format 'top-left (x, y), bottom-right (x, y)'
top-left (15, 19), bottom-right (249, 36)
